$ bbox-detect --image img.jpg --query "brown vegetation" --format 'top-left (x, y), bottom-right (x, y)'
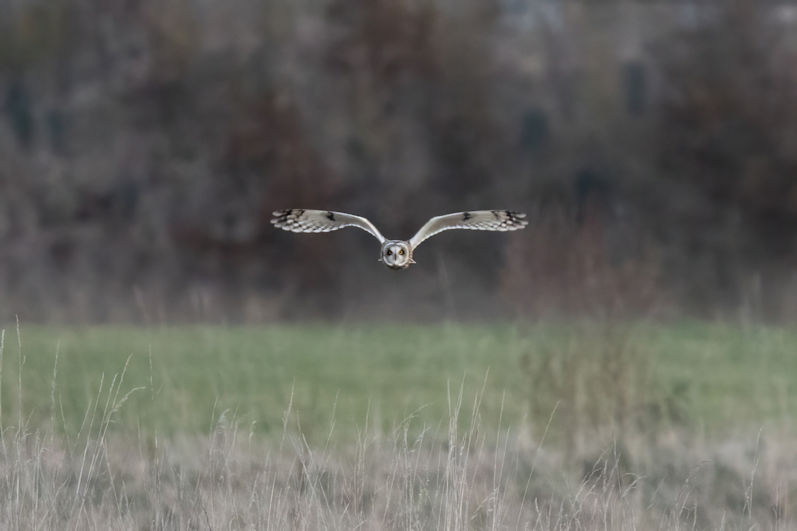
top-left (1, 1), bottom-right (796, 322)
top-left (1, 388), bottom-right (793, 529)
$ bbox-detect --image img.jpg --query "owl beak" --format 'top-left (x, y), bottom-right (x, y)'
top-left (410, 258), bottom-right (416, 264)
top-left (377, 257), bottom-right (383, 262)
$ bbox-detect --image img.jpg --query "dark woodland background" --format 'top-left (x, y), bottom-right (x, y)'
top-left (2, 0), bottom-right (797, 323)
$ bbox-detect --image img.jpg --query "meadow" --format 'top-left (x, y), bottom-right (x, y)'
top-left (5, 320), bottom-right (795, 438)
top-left (0, 320), bottom-right (795, 528)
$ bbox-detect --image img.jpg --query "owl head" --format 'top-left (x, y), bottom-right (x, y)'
top-left (379, 240), bottom-right (414, 269)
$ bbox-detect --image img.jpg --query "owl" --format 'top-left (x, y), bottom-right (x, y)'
top-left (271, 209), bottom-right (528, 269)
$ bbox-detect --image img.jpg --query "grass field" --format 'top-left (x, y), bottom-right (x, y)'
top-left (1, 319), bottom-right (795, 528)
top-left (4, 320), bottom-right (796, 440)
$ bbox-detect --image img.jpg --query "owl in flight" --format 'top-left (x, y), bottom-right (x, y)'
top-left (271, 209), bottom-right (528, 269)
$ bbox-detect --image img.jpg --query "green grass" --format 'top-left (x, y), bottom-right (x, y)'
top-left (2, 320), bottom-right (797, 529)
top-left (2, 320), bottom-right (795, 441)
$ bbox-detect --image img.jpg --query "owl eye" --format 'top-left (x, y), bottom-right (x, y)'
top-left (398, 249), bottom-right (405, 256)
top-left (386, 250), bottom-right (392, 256)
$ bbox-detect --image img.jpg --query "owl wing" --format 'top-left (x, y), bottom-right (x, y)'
top-left (409, 210), bottom-right (528, 250)
top-left (271, 209), bottom-right (386, 243)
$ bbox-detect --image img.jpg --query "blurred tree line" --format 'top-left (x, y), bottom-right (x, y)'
top-left (1, 0), bottom-right (796, 322)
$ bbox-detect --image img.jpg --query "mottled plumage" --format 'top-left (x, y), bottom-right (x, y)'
top-left (271, 209), bottom-right (528, 270)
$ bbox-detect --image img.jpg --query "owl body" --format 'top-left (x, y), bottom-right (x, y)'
top-left (271, 209), bottom-right (527, 270)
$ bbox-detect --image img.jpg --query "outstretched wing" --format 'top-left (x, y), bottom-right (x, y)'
top-left (271, 209), bottom-right (386, 243)
top-left (409, 210), bottom-right (527, 249)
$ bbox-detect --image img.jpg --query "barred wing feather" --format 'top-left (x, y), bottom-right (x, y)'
top-left (271, 209), bottom-right (386, 243)
top-left (409, 210), bottom-right (527, 249)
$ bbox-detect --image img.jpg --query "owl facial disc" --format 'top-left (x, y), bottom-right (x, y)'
top-left (379, 240), bottom-right (414, 270)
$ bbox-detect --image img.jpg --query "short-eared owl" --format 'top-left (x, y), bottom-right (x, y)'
top-left (271, 209), bottom-right (528, 270)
